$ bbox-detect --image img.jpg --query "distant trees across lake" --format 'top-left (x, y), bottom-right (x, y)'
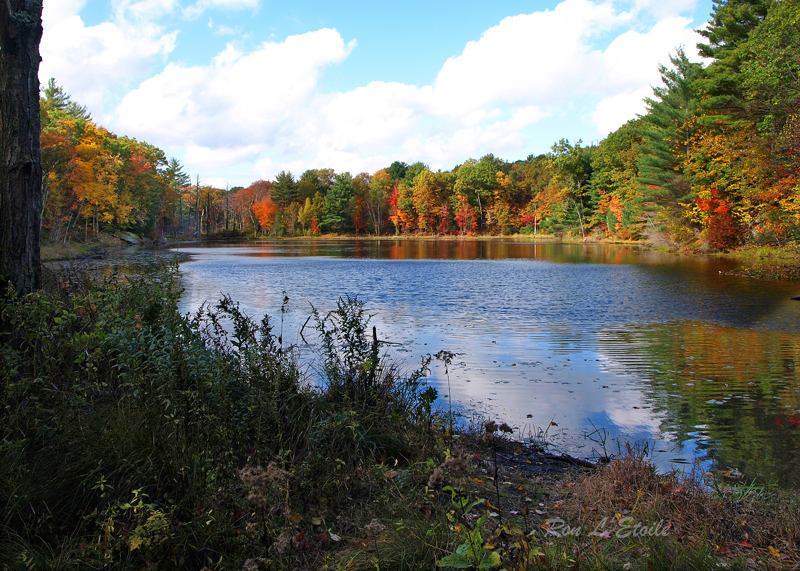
top-left (41, 0), bottom-right (799, 251)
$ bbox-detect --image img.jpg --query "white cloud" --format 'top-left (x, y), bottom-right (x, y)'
top-left (202, 176), bottom-right (230, 188)
top-left (623, 0), bottom-right (698, 19)
top-left (98, 0), bottom-right (706, 181)
top-left (47, 0), bottom-right (89, 22)
top-left (592, 87), bottom-right (651, 134)
top-left (590, 16), bottom-right (705, 133)
top-left (184, 0), bottom-right (259, 19)
top-left (112, 0), bottom-right (181, 22)
top-left (430, 0), bottom-right (624, 118)
top-left (289, 82), bottom-right (432, 160)
top-left (214, 24), bottom-right (238, 35)
top-left (40, 1), bottom-right (177, 116)
top-left (185, 144), bottom-right (263, 169)
top-left (114, 29), bottom-right (355, 148)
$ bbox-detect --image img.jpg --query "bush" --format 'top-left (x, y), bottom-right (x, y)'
top-left (0, 265), bottom-right (439, 569)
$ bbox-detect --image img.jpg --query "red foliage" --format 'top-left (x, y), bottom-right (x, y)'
top-left (388, 185), bottom-right (400, 232)
top-left (352, 195), bottom-right (366, 234)
top-left (707, 210), bottom-right (741, 251)
top-left (438, 201), bottom-right (452, 234)
top-left (696, 189), bottom-right (741, 251)
top-left (454, 195), bottom-right (478, 236)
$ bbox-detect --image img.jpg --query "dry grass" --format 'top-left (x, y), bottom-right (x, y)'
top-left (554, 447), bottom-right (800, 568)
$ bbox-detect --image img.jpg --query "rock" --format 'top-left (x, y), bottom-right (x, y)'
top-left (114, 231), bottom-right (140, 245)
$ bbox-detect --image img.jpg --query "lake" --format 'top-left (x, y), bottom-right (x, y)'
top-left (175, 239), bottom-right (800, 488)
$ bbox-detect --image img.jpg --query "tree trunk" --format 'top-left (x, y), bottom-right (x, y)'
top-left (0, 0), bottom-right (43, 294)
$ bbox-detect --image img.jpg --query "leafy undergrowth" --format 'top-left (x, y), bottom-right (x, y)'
top-left (2, 265), bottom-right (799, 570)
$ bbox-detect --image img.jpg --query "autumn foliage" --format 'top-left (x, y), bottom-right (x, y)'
top-left (38, 1), bottom-right (800, 249)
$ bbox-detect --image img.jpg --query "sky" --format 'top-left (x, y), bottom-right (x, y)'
top-left (41, 0), bottom-right (714, 189)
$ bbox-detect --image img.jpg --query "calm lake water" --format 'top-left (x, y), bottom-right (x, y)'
top-left (175, 240), bottom-right (800, 488)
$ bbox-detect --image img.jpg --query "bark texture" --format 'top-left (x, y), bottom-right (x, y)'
top-left (0, 0), bottom-right (43, 295)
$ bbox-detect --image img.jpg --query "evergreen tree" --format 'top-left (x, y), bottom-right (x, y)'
top-left (387, 161), bottom-right (408, 181)
top-left (323, 173), bottom-right (355, 232)
top-left (41, 78), bottom-right (90, 121)
top-left (271, 170), bottom-right (298, 208)
top-left (636, 49), bottom-right (704, 212)
top-left (696, 0), bottom-right (770, 116)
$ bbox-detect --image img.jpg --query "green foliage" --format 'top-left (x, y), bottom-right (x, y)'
top-left (323, 172), bottom-right (356, 232)
top-left (437, 487), bottom-right (501, 570)
top-left (387, 161), bottom-right (409, 181)
top-left (548, 139), bottom-right (595, 238)
top-left (271, 170), bottom-right (298, 208)
top-left (636, 49), bottom-right (704, 214)
top-left (741, 0), bottom-right (800, 137)
top-left (404, 161), bottom-right (428, 187)
top-left (697, 0), bottom-right (770, 114)
top-left (0, 265), bottom-right (440, 568)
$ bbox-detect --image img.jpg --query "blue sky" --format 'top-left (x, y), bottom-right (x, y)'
top-left (42, 0), bottom-right (713, 188)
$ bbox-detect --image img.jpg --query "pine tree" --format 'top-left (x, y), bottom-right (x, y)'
top-left (271, 171), bottom-right (298, 208)
top-left (696, 0), bottom-right (770, 117)
top-left (636, 50), bottom-right (704, 213)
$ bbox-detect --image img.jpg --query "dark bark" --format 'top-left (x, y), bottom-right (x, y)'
top-left (0, 0), bottom-right (43, 295)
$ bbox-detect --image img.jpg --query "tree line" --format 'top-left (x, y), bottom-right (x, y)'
top-left (39, 0), bottom-right (799, 251)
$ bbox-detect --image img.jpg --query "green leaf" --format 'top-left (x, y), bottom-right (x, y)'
top-left (437, 553), bottom-right (476, 568)
top-left (477, 551), bottom-right (501, 570)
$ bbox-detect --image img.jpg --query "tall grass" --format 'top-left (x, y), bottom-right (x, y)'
top-left (0, 264), bottom-right (439, 569)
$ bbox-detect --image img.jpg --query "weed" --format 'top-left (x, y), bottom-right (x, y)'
top-left (437, 486), bottom-right (501, 570)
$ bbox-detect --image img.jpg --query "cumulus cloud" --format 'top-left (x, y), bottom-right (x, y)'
top-left (590, 16), bottom-right (705, 133)
top-left (185, 144), bottom-right (263, 170)
top-left (430, 0), bottom-right (626, 119)
top-left (592, 88), bottom-right (651, 134)
top-left (114, 30), bottom-right (355, 148)
top-left (97, 0), bottom-right (706, 181)
top-left (40, 1), bottom-right (177, 115)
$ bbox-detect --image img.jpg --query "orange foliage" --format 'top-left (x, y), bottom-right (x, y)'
top-left (252, 197), bottom-right (278, 233)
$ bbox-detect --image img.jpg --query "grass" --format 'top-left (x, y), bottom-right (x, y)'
top-left (717, 244), bottom-right (800, 280)
top-left (2, 265), bottom-right (799, 570)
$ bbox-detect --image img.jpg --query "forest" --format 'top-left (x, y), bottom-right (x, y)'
top-left (40, 0), bottom-right (798, 251)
